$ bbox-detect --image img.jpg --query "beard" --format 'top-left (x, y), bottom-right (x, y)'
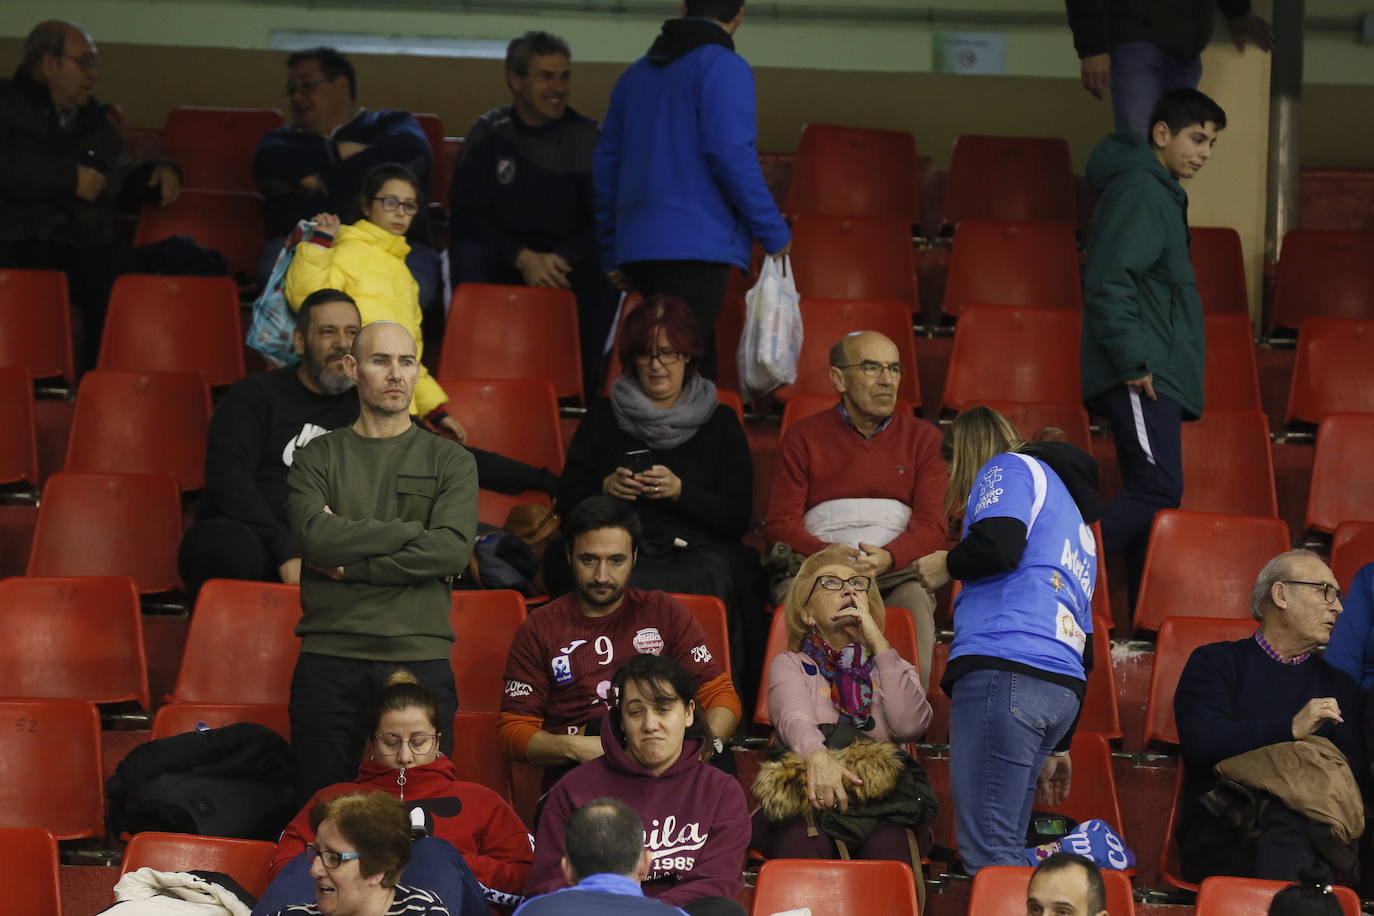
top-left (577, 579), bottom-right (627, 608)
top-left (305, 349), bottom-right (355, 395)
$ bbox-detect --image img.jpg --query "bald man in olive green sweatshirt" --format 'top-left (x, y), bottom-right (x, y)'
top-left (286, 320), bottom-right (477, 804)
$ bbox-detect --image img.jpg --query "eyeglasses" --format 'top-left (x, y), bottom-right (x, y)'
top-left (61, 53), bottom-right (100, 72)
top-left (370, 195), bottom-right (420, 215)
top-left (806, 574), bottom-right (872, 604)
top-left (834, 361), bottom-right (902, 378)
top-left (1282, 580), bottom-right (1343, 605)
top-left (285, 77), bottom-right (328, 96)
top-left (633, 350), bottom-right (684, 367)
top-left (374, 732), bottom-right (439, 755)
top-left (304, 843), bottom-right (360, 869)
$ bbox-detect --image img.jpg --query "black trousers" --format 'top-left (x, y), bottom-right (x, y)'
top-left (288, 652), bottom-right (457, 806)
top-left (1181, 798), bottom-right (1321, 884)
top-left (177, 517), bottom-right (278, 599)
top-left (621, 260), bottom-right (732, 381)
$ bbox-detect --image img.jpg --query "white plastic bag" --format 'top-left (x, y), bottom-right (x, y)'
top-left (737, 254), bottom-right (803, 401)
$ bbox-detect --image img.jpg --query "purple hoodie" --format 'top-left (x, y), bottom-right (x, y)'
top-left (525, 715), bottom-right (749, 907)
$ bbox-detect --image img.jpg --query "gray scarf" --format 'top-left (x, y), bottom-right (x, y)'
top-left (609, 373), bottom-right (719, 451)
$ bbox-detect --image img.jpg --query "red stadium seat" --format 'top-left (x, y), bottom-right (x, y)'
top-left (775, 298), bottom-right (920, 403)
top-left (26, 472), bottom-right (183, 593)
top-left (451, 590), bottom-right (529, 713)
top-left (942, 136), bottom-right (1076, 228)
top-left (753, 858), bottom-right (920, 916)
top-left (970, 865), bottom-right (1135, 916)
top-left (1042, 732), bottom-right (1127, 846)
top-left (134, 189), bottom-right (266, 284)
top-left (785, 122), bottom-right (919, 223)
top-left (413, 113), bottom-right (447, 212)
top-left (1, 828), bottom-right (62, 914)
top-left (1179, 409), bottom-right (1277, 517)
top-left (168, 580), bottom-right (302, 704)
top-left (778, 394), bottom-right (919, 439)
top-left (0, 367), bottom-right (39, 488)
top-left (0, 268), bottom-right (75, 385)
top-left (1158, 765), bottom-right (1195, 891)
top-left (790, 216), bottom-right (918, 311)
top-left (162, 106), bottom-right (285, 192)
top-left (1204, 313), bottom-right (1262, 412)
top-left (449, 710), bottom-right (513, 802)
top-left (1190, 226), bottom-right (1249, 315)
top-left (1307, 413), bottom-right (1374, 534)
top-left (99, 275), bottom-right (244, 386)
top-left (1271, 230), bottom-right (1374, 332)
top-left (943, 220), bottom-right (1081, 317)
top-left (1145, 617), bottom-right (1258, 746)
top-left (436, 378), bottom-right (563, 472)
top-left (1081, 616), bottom-right (1122, 741)
top-left (0, 575), bottom-right (148, 708)
top-left (0, 698), bottom-right (103, 839)
top-left (66, 369), bottom-right (211, 490)
top-left (1196, 875), bottom-right (1360, 916)
top-left (943, 305), bottom-right (1081, 410)
top-left (441, 284), bottom-right (583, 400)
top-left (1134, 511), bottom-right (1290, 634)
top-left (1330, 521), bottom-right (1374, 592)
top-left (120, 832), bottom-right (277, 898)
top-left (151, 702), bottom-right (291, 741)
top-left (974, 401), bottom-right (1092, 451)
top-left (1285, 318), bottom-right (1374, 425)
top-left (715, 290), bottom-right (746, 395)
top-left (477, 490), bottom-right (552, 529)
top-left (670, 593), bottom-right (733, 675)
top-left (717, 389), bottom-right (745, 424)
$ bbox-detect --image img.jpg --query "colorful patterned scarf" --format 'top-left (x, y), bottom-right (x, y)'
top-left (799, 633), bottom-right (876, 730)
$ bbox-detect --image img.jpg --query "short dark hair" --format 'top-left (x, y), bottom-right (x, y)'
top-left (359, 162), bottom-right (424, 213)
top-left (20, 21), bottom-right (74, 74)
top-left (287, 47), bottom-right (356, 100)
top-left (564, 798), bottom-right (645, 880)
top-left (1031, 853), bottom-right (1106, 915)
top-left (685, 0), bottom-right (745, 23)
top-left (506, 30), bottom-right (571, 76)
top-left (564, 495), bottom-right (642, 554)
top-left (1149, 88), bottom-right (1227, 136)
top-left (308, 792), bottom-right (411, 887)
top-left (1268, 862), bottom-right (1343, 916)
top-left (618, 296), bottom-right (703, 382)
top-left (611, 652), bottom-right (705, 743)
top-left (296, 288), bottom-right (359, 334)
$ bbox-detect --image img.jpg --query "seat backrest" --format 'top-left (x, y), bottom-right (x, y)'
top-left (1307, 413), bottom-right (1374, 534)
top-left (120, 832), bottom-right (277, 897)
top-left (944, 220), bottom-right (1082, 316)
top-left (716, 389), bottom-right (745, 424)
top-left (969, 865), bottom-right (1135, 916)
top-left (1331, 520), bottom-right (1374, 593)
top-left (26, 472), bottom-right (183, 593)
top-left (434, 377), bottom-right (563, 472)
top-left (1189, 226), bottom-right (1250, 315)
top-left (0, 575), bottom-right (148, 708)
top-left (150, 702), bottom-right (291, 742)
top-left (170, 580), bottom-right (302, 704)
top-left (942, 135), bottom-right (1076, 227)
top-left (449, 710), bottom-right (512, 802)
top-left (66, 369), bottom-right (211, 490)
top-left (441, 284), bottom-right (583, 400)
top-left (1043, 732), bottom-right (1127, 841)
top-left (0, 698), bottom-right (103, 839)
top-left (753, 858), bottom-right (920, 916)
top-left (943, 304), bottom-right (1082, 410)
top-left (1157, 763), bottom-right (1198, 892)
top-left (776, 298), bottom-right (920, 403)
top-left (162, 106), bottom-right (285, 192)
top-left (477, 489), bottom-right (551, 529)
top-left (1285, 318), bottom-right (1374, 425)
top-left (1145, 617), bottom-right (1258, 746)
top-left (779, 395), bottom-right (920, 439)
top-left (1196, 875), bottom-right (1360, 916)
top-left (133, 189), bottom-right (267, 283)
top-left (1203, 313), bottom-right (1262, 412)
top-left (1271, 230), bottom-right (1374, 331)
top-left (0, 268), bottom-right (75, 384)
top-left (1179, 409), bottom-right (1277, 517)
top-left (789, 215), bottom-right (918, 309)
top-left (973, 400), bottom-right (1092, 451)
top-left (451, 590), bottom-right (529, 713)
top-left (1080, 616), bottom-right (1122, 740)
top-left (99, 275), bottom-right (245, 386)
top-left (1, 828), bottom-right (62, 914)
top-left (785, 122), bottom-right (919, 223)
top-left (1134, 510), bottom-right (1290, 633)
top-left (669, 593), bottom-right (732, 675)
top-left (0, 366), bottom-right (39, 488)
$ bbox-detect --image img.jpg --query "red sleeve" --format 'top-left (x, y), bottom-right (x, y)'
top-left (764, 421), bottom-right (829, 556)
top-left (524, 781), bottom-right (575, 897)
top-left (655, 774), bottom-right (749, 906)
top-left (464, 785), bottom-right (534, 898)
top-left (881, 418), bottom-right (951, 569)
top-left (268, 801), bottom-right (314, 880)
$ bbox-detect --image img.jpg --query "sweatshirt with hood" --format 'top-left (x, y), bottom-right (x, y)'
top-left (1081, 131), bottom-right (1205, 419)
top-left (525, 716), bottom-right (749, 907)
top-left (592, 18), bottom-right (790, 272)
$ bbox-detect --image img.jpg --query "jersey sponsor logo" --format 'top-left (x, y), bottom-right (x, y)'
top-left (497, 157), bottom-right (516, 184)
top-left (632, 627), bottom-right (665, 655)
top-left (645, 815), bottom-right (708, 861)
top-left (559, 639), bottom-right (587, 655)
top-left (1060, 536), bottom-right (1094, 597)
top-left (690, 643), bottom-right (712, 664)
top-left (1078, 522), bottom-right (1097, 555)
top-left (1055, 603), bottom-right (1087, 655)
top-left (503, 679), bottom-right (533, 699)
top-left (551, 654), bottom-right (573, 684)
top-left (973, 465), bottom-right (1004, 514)
top-left (281, 422), bottom-right (330, 467)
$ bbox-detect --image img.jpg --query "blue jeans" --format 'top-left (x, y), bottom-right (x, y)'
top-left (949, 668), bottom-right (1080, 874)
top-left (1109, 41), bottom-right (1204, 137)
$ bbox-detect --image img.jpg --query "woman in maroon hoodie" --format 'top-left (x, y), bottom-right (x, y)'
top-left (525, 654), bottom-right (749, 916)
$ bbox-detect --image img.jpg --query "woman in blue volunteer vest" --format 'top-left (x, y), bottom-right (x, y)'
top-left (913, 406), bottom-right (1101, 873)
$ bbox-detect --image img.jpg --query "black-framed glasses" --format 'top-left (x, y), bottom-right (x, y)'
top-left (806, 573), bottom-right (872, 604)
top-left (1282, 580), bottom-right (1343, 605)
top-left (633, 350), bottom-right (684, 367)
top-left (61, 52), bottom-right (100, 71)
top-left (834, 360), bottom-right (902, 378)
top-left (370, 195), bottom-right (420, 215)
top-left (304, 843), bottom-right (360, 869)
top-left (285, 77), bottom-right (328, 96)
top-left (374, 732), bottom-right (439, 755)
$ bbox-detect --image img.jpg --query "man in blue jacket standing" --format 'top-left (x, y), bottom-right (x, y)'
top-left (594, 0), bottom-right (790, 380)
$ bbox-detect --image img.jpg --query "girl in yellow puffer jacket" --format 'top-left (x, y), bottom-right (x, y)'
top-left (284, 163), bottom-right (465, 441)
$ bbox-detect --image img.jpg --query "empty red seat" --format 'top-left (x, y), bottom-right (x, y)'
top-left (1157, 764), bottom-right (1195, 891)
top-left (441, 284), bottom-right (583, 400)
top-left (0, 268), bottom-right (75, 384)
top-left (0, 367), bottom-right (39, 489)
top-left (168, 580), bottom-right (302, 704)
top-left (785, 122), bottom-right (919, 223)
top-left (753, 858), bottom-right (920, 916)
top-left (1271, 230), bottom-right (1374, 331)
top-left (1330, 520), bottom-right (1374, 591)
top-left (1145, 617), bottom-right (1258, 746)
top-left (450, 710), bottom-right (512, 802)
top-left (1, 828), bottom-right (62, 914)
top-left (943, 220), bottom-right (1081, 316)
top-left (1179, 409), bottom-right (1277, 517)
top-left (943, 305), bottom-right (1081, 410)
top-left (99, 275), bottom-right (244, 386)
top-left (1307, 413), bottom-right (1374, 534)
top-left (1285, 318), bottom-right (1374, 425)
top-left (1190, 226), bottom-right (1249, 315)
top-left (436, 377), bottom-right (563, 472)
top-left (151, 702), bottom-right (291, 741)
top-left (776, 298), bottom-right (920, 403)
top-left (1134, 511), bottom-right (1290, 634)
top-left (0, 575), bottom-right (148, 708)
top-left (942, 135), bottom-right (1076, 228)
top-left (451, 590), bottom-right (528, 713)
top-left (120, 832), bottom-right (277, 897)
top-left (27, 472), bottom-right (183, 593)
top-left (66, 369), bottom-right (211, 490)
top-left (1204, 313), bottom-right (1262, 412)
top-left (1081, 616), bottom-right (1122, 741)
top-left (974, 400), bottom-right (1092, 451)
top-left (970, 865), bottom-right (1135, 916)
top-left (162, 106), bottom-right (285, 192)
top-left (789, 215), bottom-right (918, 311)
top-left (1196, 875), bottom-right (1360, 916)
top-left (0, 698), bottom-right (104, 839)
top-left (671, 593), bottom-right (733, 675)
top-left (134, 189), bottom-right (266, 283)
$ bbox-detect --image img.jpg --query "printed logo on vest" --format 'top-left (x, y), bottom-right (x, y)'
top-left (632, 627), bottom-right (665, 655)
top-left (551, 654), bottom-right (573, 684)
top-left (690, 643), bottom-right (712, 664)
top-left (497, 158), bottom-right (516, 184)
top-left (504, 679), bottom-right (533, 699)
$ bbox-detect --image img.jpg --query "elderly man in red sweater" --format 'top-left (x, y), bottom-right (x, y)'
top-left (765, 330), bottom-right (948, 689)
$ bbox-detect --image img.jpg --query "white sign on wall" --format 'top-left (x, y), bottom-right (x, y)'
top-left (933, 32), bottom-right (1007, 76)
